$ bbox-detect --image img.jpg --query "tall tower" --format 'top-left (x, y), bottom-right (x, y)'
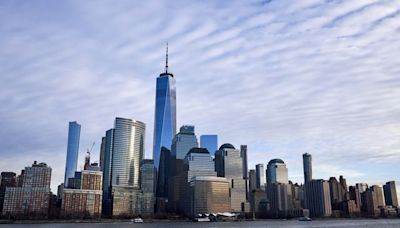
top-left (303, 153), bottom-right (312, 184)
top-left (64, 121), bottom-right (81, 187)
top-left (153, 44), bottom-right (177, 190)
top-left (112, 117), bottom-right (145, 187)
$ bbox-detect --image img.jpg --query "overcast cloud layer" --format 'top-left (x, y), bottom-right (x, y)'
top-left (0, 0), bottom-right (399, 192)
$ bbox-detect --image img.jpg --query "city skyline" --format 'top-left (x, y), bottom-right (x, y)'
top-left (1, 0), bottom-right (400, 195)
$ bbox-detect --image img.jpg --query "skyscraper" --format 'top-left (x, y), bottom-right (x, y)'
top-left (215, 143), bottom-right (248, 212)
top-left (153, 44), bottom-right (177, 185)
top-left (172, 125), bottom-right (198, 159)
top-left (255, 164), bottom-right (266, 190)
top-left (248, 169), bottom-right (257, 192)
top-left (383, 181), bottom-right (398, 207)
top-left (266, 159), bottom-right (288, 185)
top-left (101, 128), bottom-right (114, 216)
top-left (200, 135), bottom-right (218, 155)
top-left (304, 179), bottom-right (332, 217)
top-left (0, 172), bottom-right (16, 214)
top-left (112, 117), bottom-right (145, 187)
top-left (64, 121), bottom-right (81, 187)
top-left (302, 153), bottom-right (312, 184)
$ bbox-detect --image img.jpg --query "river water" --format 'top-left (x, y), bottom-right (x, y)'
top-left (1, 219), bottom-right (400, 227)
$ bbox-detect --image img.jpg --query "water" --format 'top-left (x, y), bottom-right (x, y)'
top-left (1, 219), bottom-right (400, 228)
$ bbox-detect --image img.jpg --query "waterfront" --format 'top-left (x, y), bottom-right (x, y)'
top-left (1, 219), bottom-right (400, 228)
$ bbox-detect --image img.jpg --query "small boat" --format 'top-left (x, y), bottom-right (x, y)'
top-left (298, 216), bottom-right (312, 221)
top-left (131, 217), bottom-right (143, 223)
top-left (194, 217), bottom-right (210, 222)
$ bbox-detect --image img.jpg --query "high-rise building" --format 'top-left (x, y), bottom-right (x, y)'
top-left (200, 135), bottom-right (218, 155)
top-left (361, 188), bottom-right (380, 217)
top-left (0, 172), bottom-right (16, 214)
top-left (383, 181), bottom-right (398, 207)
top-left (370, 185), bottom-right (385, 207)
top-left (153, 45), bottom-right (177, 191)
top-left (302, 153), bottom-right (312, 184)
top-left (349, 185), bottom-right (362, 209)
top-left (215, 143), bottom-right (248, 212)
top-left (255, 164), bottom-right (266, 190)
top-left (189, 176), bottom-right (231, 218)
top-left (267, 183), bottom-right (293, 213)
top-left (138, 159), bottom-right (155, 217)
top-left (2, 162), bottom-right (51, 218)
top-left (249, 169), bottom-right (257, 193)
top-left (101, 128), bottom-right (114, 216)
top-left (266, 159), bottom-right (288, 185)
top-left (64, 121), bottom-right (81, 187)
top-left (172, 125), bottom-right (198, 159)
top-left (112, 117), bottom-right (145, 187)
top-left (99, 136), bottom-right (106, 171)
top-left (328, 177), bottom-right (343, 206)
top-left (356, 183), bottom-right (368, 193)
top-left (240, 145), bottom-right (249, 200)
top-left (62, 170), bottom-right (103, 218)
top-left (305, 179), bottom-right (332, 217)
top-left (111, 117), bottom-right (145, 217)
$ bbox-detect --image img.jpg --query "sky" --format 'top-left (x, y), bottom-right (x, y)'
top-left (0, 0), bottom-right (399, 193)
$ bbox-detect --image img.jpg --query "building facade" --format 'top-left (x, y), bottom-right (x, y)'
top-left (2, 162), bottom-right (51, 218)
top-left (255, 164), bottom-right (266, 190)
top-left (200, 135), bottom-right (218, 155)
top-left (383, 181), bottom-right (398, 207)
top-left (266, 159), bottom-right (288, 185)
top-left (64, 121), bottom-right (81, 187)
top-left (304, 179), bottom-right (332, 217)
top-left (172, 125), bottom-right (198, 159)
top-left (0, 172), bottom-right (16, 214)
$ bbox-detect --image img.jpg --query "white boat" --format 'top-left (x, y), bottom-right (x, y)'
top-left (194, 217), bottom-right (210, 222)
top-left (131, 217), bottom-right (144, 223)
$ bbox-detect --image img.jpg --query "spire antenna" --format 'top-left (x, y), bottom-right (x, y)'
top-left (165, 43), bottom-right (169, 74)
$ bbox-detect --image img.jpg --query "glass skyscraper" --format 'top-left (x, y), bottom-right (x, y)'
top-left (303, 153), bottom-right (312, 184)
top-left (153, 46), bottom-right (176, 191)
top-left (200, 135), bottom-right (218, 155)
top-left (172, 125), bottom-right (198, 159)
top-left (64, 121), bottom-right (81, 187)
top-left (112, 117), bottom-right (145, 187)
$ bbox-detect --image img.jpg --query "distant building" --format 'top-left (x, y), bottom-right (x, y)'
top-left (64, 121), bottom-right (81, 188)
top-left (189, 176), bottom-right (231, 218)
top-left (200, 135), bottom-right (218, 155)
top-left (172, 125), bottom-right (198, 159)
top-left (2, 161), bottom-right (51, 218)
top-left (101, 128), bottom-right (114, 216)
top-left (349, 185), bottom-right (362, 209)
top-left (240, 145), bottom-right (249, 200)
top-left (361, 188), bottom-right (380, 217)
top-left (266, 159), bottom-right (288, 185)
top-left (383, 181), bottom-right (398, 207)
top-left (249, 189), bottom-right (267, 213)
top-left (62, 170), bottom-right (103, 218)
top-left (267, 183), bottom-right (293, 214)
top-left (215, 143), bottom-right (248, 212)
top-left (302, 153), bottom-right (312, 184)
top-left (356, 183), bottom-right (368, 193)
top-left (138, 159), bottom-right (155, 217)
top-left (248, 169), bottom-right (257, 193)
top-left (305, 179), bottom-right (332, 217)
top-left (0, 172), bottom-right (16, 214)
top-left (255, 164), bottom-right (266, 190)
top-left (370, 185), bottom-right (385, 207)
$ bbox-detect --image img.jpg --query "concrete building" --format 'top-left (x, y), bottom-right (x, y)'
top-left (138, 159), bottom-right (155, 217)
top-left (64, 121), bottom-right (81, 188)
top-left (240, 145), bottom-right (249, 200)
top-left (189, 176), bottom-right (231, 218)
top-left (255, 164), bottom-right (265, 190)
top-left (361, 188), bottom-right (380, 217)
top-left (215, 143), bottom-right (248, 212)
top-left (302, 153), bottom-right (312, 184)
top-left (172, 125), bottom-right (198, 159)
top-left (2, 162), bottom-right (51, 218)
top-left (370, 185), bottom-right (385, 207)
top-left (383, 181), bottom-right (398, 207)
top-left (305, 179), bottom-right (332, 217)
top-left (62, 170), bottom-right (103, 218)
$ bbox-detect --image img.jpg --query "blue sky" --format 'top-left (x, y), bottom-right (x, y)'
top-left (0, 0), bottom-right (399, 192)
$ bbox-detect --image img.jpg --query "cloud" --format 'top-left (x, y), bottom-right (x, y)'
top-left (0, 0), bottom-right (399, 191)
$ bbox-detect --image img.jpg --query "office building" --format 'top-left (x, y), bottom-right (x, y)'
top-left (302, 153), bottom-right (312, 184)
top-left (2, 162), bottom-right (51, 218)
top-left (240, 145), bottom-right (249, 199)
top-left (189, 176), bottom-right (231, 218)
top-left (138, 159), bottom-right (155, 217)
top-left (304, 179), bottom-right (332, 217)
top-left (249, 169), bottom-right (257, 193)
top-left (101, 128), bottom-right (114, 216)
top-left (64, 121), bottom-right (81, 187)
top-left (200, 135), bottom-right (218, 155)
top-left (215, 143), bottom-right (248, 212)
top-left (266, 159), bottom-right (288, 185)
top-left (172, 125), bottom-right (198, 159)
top-left (356, 183), bottom-right (368, 193)
top-left (255, 164), bottom-right (266, 190)
top-left (153, 45), bottom-right (177, 193)
top-left (383, 181), bottom-right (398, 207)
top-left (62, 170), bottom-right (102, 218)
top-left (370, 185), bottom-right (385, 207)
top-left (361, 188), bottom-right (380, 217)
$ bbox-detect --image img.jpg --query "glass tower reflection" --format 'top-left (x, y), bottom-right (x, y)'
top-left (153, 45), bottom-right (177, 189)
top-left (64, 121), bottom-right (81, 187)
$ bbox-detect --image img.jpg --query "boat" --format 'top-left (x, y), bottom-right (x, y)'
top-left (131, 217), bottom-right (144, 223)
top-left (298, 216), bottom-right (312, 221)
top-left (194, 217), bottom-right (211, 222)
